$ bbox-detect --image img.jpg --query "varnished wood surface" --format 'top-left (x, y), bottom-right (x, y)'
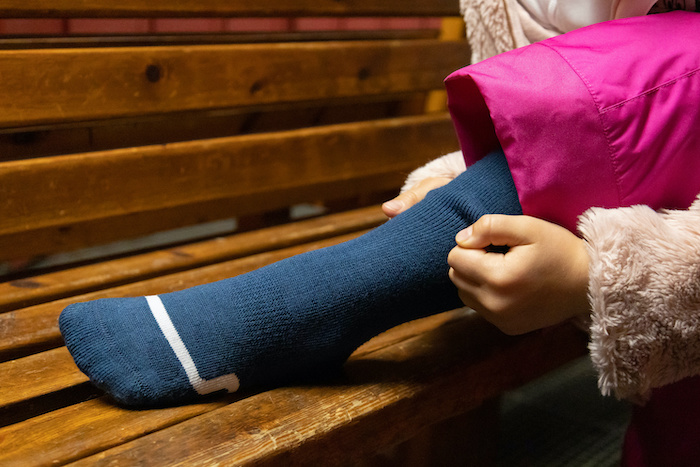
top-left (0, 95), bottom-right (426, 161)
top-left (0, 206), bottom-right (386, 313)
top-left (0, 114), bottom-right (458, 259)
top-left (0, 396), bottom-right (231, 466)
top-left (0, 0), bottom-right (460, 18)
top-left (0, 11), bottom-right (587, 466)
top-left (0, 30), bottom-right (440, 50)
top-left (1, 346), bottom-right (85, 405)
top-left (0, 231), bottom-right (371, 363)
top-left (0, 40), bottom-right (467, 128)
top-left (0, 175), bottom-right (401, 261)
top-left (0, 310), bottom-right (587, 466)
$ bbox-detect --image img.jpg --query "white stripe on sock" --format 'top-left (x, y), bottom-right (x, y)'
top-left (145, 295), bottom-right (240, 395)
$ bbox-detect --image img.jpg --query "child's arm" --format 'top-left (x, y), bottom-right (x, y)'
top-left (447, 196), bottom-right (700, 402)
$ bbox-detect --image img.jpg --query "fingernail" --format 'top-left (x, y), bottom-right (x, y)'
top-left (456, 226), bottom-right (473, 244)
top-left (383, 200), bottom-right (404, 213)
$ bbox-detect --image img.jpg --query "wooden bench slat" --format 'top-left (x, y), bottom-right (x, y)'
top-left (0, 30), bottom-right (440, 50)
top-left (0, 396), bottom-right (229, 466)
top-left (0, 114), bottom-right (457, 259)
top-left (0, 95), bottom-right (423, 162)
top-left (0, 232), bottom-right (367, 362)
top-left (0, 41), bottom-right (467, 128)
top-left (0, 176), bottom-right (399, 261)
top-left (70, 318), bottom-right (588, 466)
top-left (0, 312), bottom-right (461, 465)
top-left (0, 347), bottom-right (88, 410)
top-left (0, 0), bottom-right (460, 18)
top-left (0, 308), bottom-right (454, 414)
top-left (0, 206), bottom-right (386, 313)
top-left (0, 311), bottom-right (586, 467)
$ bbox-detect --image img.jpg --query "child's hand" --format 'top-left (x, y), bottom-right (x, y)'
top-left (382, 177), bottom-right (452, 218)
top-left (448, 215), bottom-right (590, 335)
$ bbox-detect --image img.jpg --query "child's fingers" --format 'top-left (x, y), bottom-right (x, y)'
top-left (456, 214), bottom-right (539, 249)
top-left (448, 266), bottom-right (484, 307)
top-left (447, 244), bottom-right (505, 287)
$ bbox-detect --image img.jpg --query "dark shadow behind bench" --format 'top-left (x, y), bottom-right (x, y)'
top-left (0, 3), bottom-right (588, 465)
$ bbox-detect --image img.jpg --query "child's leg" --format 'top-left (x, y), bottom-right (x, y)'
top-left (59, 150), bottom-right (521, 407)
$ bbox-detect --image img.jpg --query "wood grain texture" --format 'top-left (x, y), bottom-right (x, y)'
top-left (0, 40), bottom-right (467, 127)
top-left (0, 174), bottom-right (401, 261)
top-left (0, 94), bottom-right (426, 162)
top-left (0, 311), bottom-right (587, 466)
top-left (0, 347), bottom-right (88, 412)
top-left (0, 0), bottom-right (460, 18)
top-left (0, 206), bottom-right (386, 313)
top-left (0, 232), bottom-right (367, 362)
top-left (67, 320), bottom-right (586, 465)
top-left (0, 396), bottom-right (230, 466)
top-left (0, 114), bottom-right (458, 259)
top-left (2, 313), bottom-right (462, 465)
top-left (0, 30), bottom-right (440, 50)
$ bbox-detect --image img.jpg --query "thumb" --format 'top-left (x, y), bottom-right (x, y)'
top-left (456, 214), bottom-right (535, 249)
top-left (382, 190), bottom-right (420, 218)
top-left (382, 177), bottom-right (452, 218)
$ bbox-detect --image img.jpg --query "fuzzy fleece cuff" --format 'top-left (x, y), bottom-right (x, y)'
top-left (400, 151), bottom-right (467, 193)
top-left (579, 195), bottom-right (700, 402)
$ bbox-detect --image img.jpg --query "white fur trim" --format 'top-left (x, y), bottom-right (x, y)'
top-left (579, 195), bottom-right (700, 401)
top-left (400, 151), bottom-right (467, 193)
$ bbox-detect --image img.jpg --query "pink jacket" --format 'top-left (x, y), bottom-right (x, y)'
top-left (431, 12), bottom-right (700, 465)
top-left (444, 11), bottom-right (700, 231)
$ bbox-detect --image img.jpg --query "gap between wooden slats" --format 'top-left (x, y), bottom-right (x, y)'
top-left (0, 40), bottom-right (468, 128)
top-left (0, 114), bottom-right (458, 259)
top-left (0, 206), bottom-right (386, 313)
top-left (0, 94), bottom-right (427, 161)
top-left (0, 347), bottom-right (96, 428)
top-left (0, 29), bottom-right (440, 50)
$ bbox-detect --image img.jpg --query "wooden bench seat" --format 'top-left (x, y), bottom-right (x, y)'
top-left (2, 311), bottom-right (586, 465)
top-left (0, 3), bottom-right (588, 465)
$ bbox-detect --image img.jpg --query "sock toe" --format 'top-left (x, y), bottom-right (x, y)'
top-left (60, 297), bottom-right (198, 407)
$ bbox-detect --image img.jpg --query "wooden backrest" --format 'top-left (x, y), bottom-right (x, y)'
top-left (0, 3), bottom-right (468, 264)
top-left (0, 9), bottom-right (595, 465)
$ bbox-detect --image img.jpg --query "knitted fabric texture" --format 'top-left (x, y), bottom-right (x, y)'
top-left (60, 150), bottom-right (522, 407)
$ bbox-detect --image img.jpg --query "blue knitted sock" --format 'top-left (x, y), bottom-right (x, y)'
top-left (59, 150), bottom-right (522, 407)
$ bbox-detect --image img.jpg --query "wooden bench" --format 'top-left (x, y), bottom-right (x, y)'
top-left (0, 3), bottom-right (589, 465)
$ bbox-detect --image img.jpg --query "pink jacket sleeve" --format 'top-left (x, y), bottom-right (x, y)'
top-left (579, 194), bottom-right (700, 401)
top-left (445, 11), bottom-right (700, 232)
